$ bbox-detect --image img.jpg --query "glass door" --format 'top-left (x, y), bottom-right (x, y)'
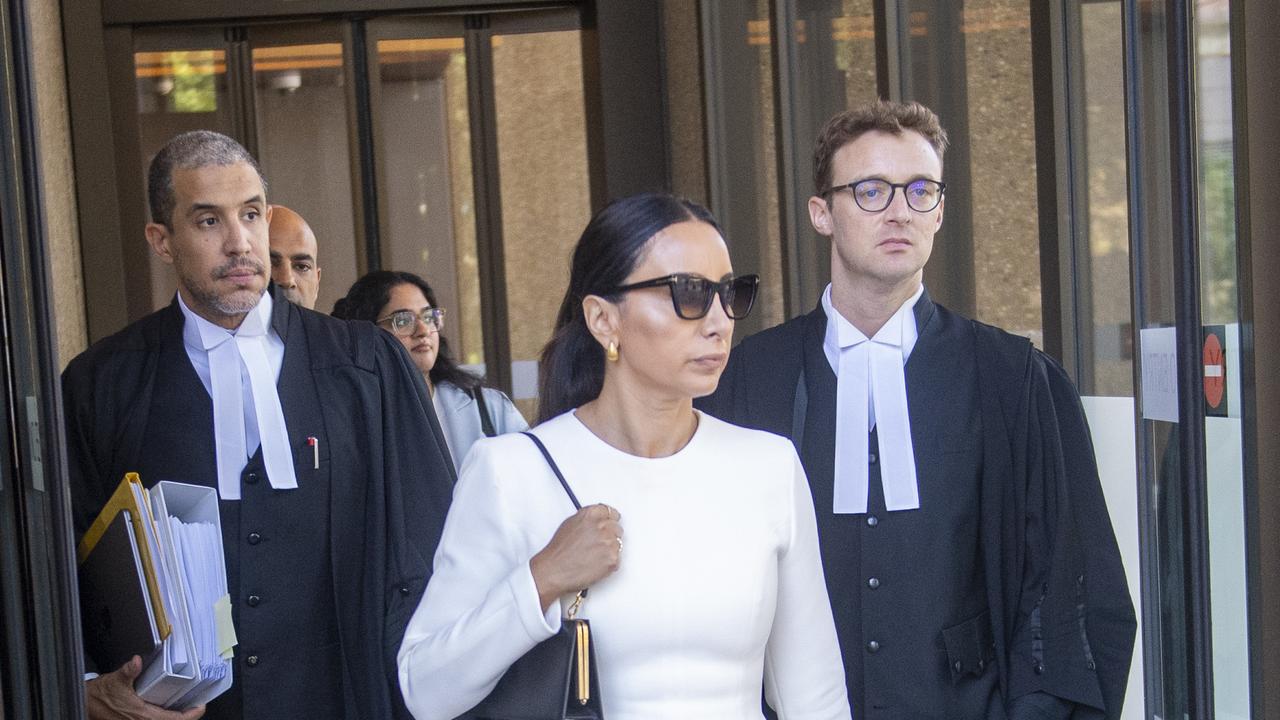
top-left (1191, 2), bottom-right (1251, 718)
top-left (489, 15), bottom-right (593, 419)
top-left (1125, 0), bottom-right (1254, 716)
top-left (131, 27), bottom-right (237, 309)
top-left (366, 16), bottom-right (484, 375)
top-left (117, 5), bottom-right (594, 412)
top-left (248, 23), bottom-right (362, 314)
top-left (367, 9), bottom-right (590, 418)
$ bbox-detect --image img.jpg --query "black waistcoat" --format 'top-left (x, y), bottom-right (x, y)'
top-left (798, 305), bottom-right (1002, 719)
top-left (134, 327), bottom-right (344, 719)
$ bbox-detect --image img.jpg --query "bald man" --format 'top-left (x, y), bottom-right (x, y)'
top-left (268, 205), bottom-right (322, 309)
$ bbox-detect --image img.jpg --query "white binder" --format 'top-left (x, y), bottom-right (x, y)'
top-left (134, 481), bottom-right (234, 708)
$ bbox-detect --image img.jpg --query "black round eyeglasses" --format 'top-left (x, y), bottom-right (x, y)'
top-left (824, 178), bottom-right (946, 213)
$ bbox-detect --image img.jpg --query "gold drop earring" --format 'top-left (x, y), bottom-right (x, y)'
top-left (606, 341), bottom-right (619, 362)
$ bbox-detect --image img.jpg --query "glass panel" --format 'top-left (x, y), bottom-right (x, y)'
top-left (373, 35), bottom-right (484, 368)
top-left (133, 30), bottom-right (235, 310)
top-left (899, 1), bottom-right (1042, 343)
top-left (251, 35), bottom-right (359, 315)
top-left (1127, 1), bottom-right (1187, 716)
top-left (701, 2), bottom-right (786, 336)
top-left (492, 29), bottom-right (592, 419)
top-left (1072, 6), bottom-right (1142, 716)
top-left (1079, 2), bottom-right (1134, 396)
top-left (662, 0), bottom-right (709, 204)
top-left (1193, 1), bottom-right (1251, 717)
top-left (788, 0), bottom-right (880, 312)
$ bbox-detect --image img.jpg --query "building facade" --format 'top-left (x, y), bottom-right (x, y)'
top-left (0, 1), bottom-right (1276, 718)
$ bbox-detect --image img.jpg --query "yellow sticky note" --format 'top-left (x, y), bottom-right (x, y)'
top-left (214, 594), bottom-right (238, 660)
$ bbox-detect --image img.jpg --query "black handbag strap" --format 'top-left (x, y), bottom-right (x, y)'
top-left (521, 431), bottom-right (582, 510)
top-left (471, 386), bottom-right (498, 438)
top-left (521, 431), bottom-right (590, 607)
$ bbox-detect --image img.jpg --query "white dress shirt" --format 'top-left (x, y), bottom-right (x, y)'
top-left (177, 291), bottom-right (293, 499)
top-left (821, 283), bottom-right (924, 514)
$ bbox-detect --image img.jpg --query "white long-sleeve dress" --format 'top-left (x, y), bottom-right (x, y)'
top-left (398, 410), bottom-right (851, 720)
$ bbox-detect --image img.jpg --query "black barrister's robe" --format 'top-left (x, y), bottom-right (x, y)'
top-left (698, 290), bottom-right (1136, 719)
top-left (63, 289), bottom-right (457, 719)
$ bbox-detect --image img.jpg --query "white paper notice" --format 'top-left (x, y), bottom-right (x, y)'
top-left (1139, 326), bottom-right (1179, 422)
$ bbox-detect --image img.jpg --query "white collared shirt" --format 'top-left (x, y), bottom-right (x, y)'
top-left (821, 284), bottom-right (923, 410)
top-left (177, 291), bottom-right (285, 455)
top-left (821, 283), bottom-right (924, 513)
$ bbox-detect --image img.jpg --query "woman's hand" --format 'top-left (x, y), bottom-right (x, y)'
top-left (529, 503), bottom-right (623, 612)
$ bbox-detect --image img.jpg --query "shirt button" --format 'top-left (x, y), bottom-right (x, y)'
top-left (399, 585), bottom-right (412, 596)
top-left (869, 452), bottom-right (878, 465)
top-left (867, 577), bottom-right (880, 589)
top-left (866, 515), bottom-right (879, 527)
top-left (247, 594), bottom-right (261, 607)
top-left (866, 640), bottom-right (880, 653)
top-left (246, 654), bottom-right (260, 667)
top-left (247, 532), bottom-right (262, 545)
top-left (953, 660), bottom-right (963, 673)
top-left (245, 471), bottom-right (259, 485)
top-left (1034, 662), bottom-right (1045, 675)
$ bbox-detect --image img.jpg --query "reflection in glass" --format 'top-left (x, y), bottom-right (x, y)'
top-left (1194, 2), bottom-right (1251, 718)
top-left (252, 40), bottom-right (359, 316)
top-left (783, 0), bottom-right (879, 312)
top-left (1081, 2), bottom-right (1133, 396)
top-left (1128, 2), bottom-right (1187, 716)
top-left (899, 0), bottom-right (1042, 342)
top-left (701, 2), bottom-right (786, 336)
top-left (493, 30), bottom-right (592, 419)
top-left (134, 36), bottom-right (235, 309)
top-left (374, 37), bottom-right (483, 369)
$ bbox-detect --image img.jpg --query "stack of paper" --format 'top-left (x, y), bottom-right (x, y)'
top-left (77, 474), bottom-right (236, 709)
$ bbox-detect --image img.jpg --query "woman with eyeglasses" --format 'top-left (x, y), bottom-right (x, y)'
top-left (398, 193), bottom-right (851, 719)
top-left (333, 270), bottom-right (527, 471)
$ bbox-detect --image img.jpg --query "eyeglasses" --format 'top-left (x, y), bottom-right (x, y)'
top-left (824, 178), bottom-right (946, 213)
top-left (376, 307), bottom-right (445, 336)
top-left (610, 273), bottom-right (760, 320)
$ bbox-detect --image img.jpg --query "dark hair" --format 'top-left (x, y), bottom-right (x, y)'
top-left (536, 192), bottom-right (720, 424)
top-left (813, 100), bottom-right (949, 197)
top-left (332, 270), bottom-right (483, 392)
top-left (148, 130), bottom-right (268, 228)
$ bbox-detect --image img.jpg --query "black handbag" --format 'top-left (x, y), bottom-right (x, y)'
top-left (460, 432), bottom-right (605, 720)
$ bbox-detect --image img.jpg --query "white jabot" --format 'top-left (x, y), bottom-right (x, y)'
top-left (178, 292), bottom-right (295, 500)
top-left (822, 284), bottom-right (923, 514)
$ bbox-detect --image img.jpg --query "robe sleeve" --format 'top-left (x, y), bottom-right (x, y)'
top-left (352, 325), bottom-right (459, 719)
top-left (62, 353), bottom-right (110, 538)
top-left (986, 332), bottom-right (1136, 719)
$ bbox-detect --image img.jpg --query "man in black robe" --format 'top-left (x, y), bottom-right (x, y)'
top-left (63, 130), bottom-right (455, 719)
top-left (699, 101), bottom-right (1136, 719)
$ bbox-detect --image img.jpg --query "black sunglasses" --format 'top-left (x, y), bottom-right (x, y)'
top-left (610, 273), bottom-right (760, 320)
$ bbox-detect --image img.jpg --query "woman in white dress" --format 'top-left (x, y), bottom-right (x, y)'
top-left (333, 270), bottom-right (527, 470)
top-left (397, 193), bottom-right (851, 720)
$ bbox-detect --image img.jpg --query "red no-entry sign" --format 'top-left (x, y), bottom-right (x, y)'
top-left (1203, 326), bottom-right (1227, 417)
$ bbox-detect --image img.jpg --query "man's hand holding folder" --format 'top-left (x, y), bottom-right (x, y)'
top-left (86, 656), bottom-right (205, 720)
top-left (79, 475), bottom-right (234, 719)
